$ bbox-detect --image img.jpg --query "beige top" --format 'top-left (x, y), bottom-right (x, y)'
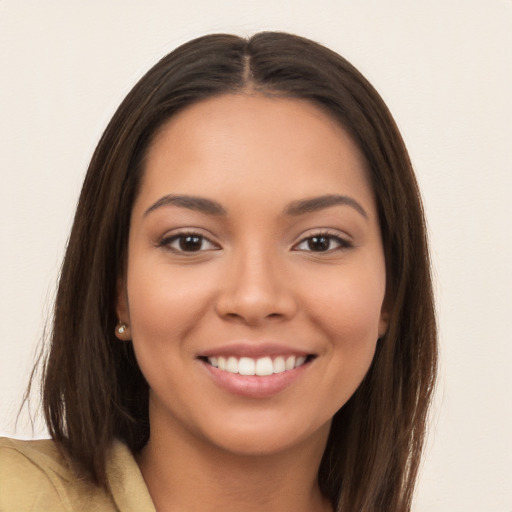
top-left (0, 437), bottom-right (155, 511)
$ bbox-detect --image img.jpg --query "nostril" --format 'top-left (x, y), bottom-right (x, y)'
top-left (225, 312), bottom-right (243, 320)
top-left (215, 278), bottom-right (299, 324)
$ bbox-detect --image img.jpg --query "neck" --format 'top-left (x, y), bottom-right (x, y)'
top-left (137, 414), bottom-right (332, 512)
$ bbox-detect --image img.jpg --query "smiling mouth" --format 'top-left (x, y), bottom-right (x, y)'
top-left (199, 354), bottom-right (315, 376)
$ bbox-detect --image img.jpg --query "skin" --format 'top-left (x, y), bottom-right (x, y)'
top-left (116, 94), bottom-right (388, 512)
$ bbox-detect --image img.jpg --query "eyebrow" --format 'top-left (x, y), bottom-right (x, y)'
top-left (144, 194), bottom-right (227, 216)
top-left (144, 193), bottom-right (367, 219)
top-left (284, 194), bottom-right (368, 218)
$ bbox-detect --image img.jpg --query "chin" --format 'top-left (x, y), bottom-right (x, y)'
top-left (195, 414), bottom-right (332, 459)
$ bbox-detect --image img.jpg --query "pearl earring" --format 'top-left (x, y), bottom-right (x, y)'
top-left (116, 323), bottom-right (128, 335)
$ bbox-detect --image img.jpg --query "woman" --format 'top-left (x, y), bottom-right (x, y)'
top-left (0, 32), bottom-right (437, 511)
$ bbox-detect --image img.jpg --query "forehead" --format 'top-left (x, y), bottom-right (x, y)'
top-left (136, 93), bottom-right (375, 216)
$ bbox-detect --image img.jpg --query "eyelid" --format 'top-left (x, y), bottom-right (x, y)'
top-left (292, 229), bottom-right (353, 252)
top-left (157, 228), bottom-right (221, 253)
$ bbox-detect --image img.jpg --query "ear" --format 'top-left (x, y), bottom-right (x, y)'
top-left (378, 310), bottom-right (390, 339)
top-left (115, 277), bottom-right (131, 341)
top-left (378, 294), bottom-right (391, 339)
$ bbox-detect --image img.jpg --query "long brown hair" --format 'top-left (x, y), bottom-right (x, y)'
top-left (40, 32), bottom-right (437, 511)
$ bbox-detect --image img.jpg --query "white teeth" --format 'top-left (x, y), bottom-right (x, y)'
top-left (295, 356), bottom-right (306, 368)
top-left (238, 357), bottom-right (255, 375)
top-left (273, 356), bottom-right (285, 373)
top-left (256, 357), bottom-right (273, 376)
top-left (206, 354), bottom-right (308, 375)
top-left (226, 357), bottom-right (238, 373)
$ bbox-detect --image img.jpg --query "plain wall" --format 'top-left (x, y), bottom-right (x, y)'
top-left (1, 1), bottom-right (511, 510)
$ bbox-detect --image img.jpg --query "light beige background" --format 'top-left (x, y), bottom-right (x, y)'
top-left (1, 1), bottom-right (511, 510)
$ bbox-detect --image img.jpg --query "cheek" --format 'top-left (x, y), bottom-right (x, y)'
top-left (306, 266), bottom-right (385, 342)
top-left (125, 258), bottom-right (216, 347)
top-left (123, 263), bottom-right (217, 406)
top-left (301, 262), bottom-right (385, 400)
top-left (315, 289), bottom-right (382, 412)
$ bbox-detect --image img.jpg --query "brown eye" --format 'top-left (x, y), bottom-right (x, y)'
top-left (307, 236), bottom-right (331, 252)
top-left (179, 235), bottom-right (203, 252)
top-left (294, 233), bottom-right (352, 253)
top-left (160, 233), bottom-right (219, 253)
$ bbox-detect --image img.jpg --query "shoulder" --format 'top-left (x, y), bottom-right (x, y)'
top-left (0, 436), bottom-right (69, 474)
top-left (0, 437), bottom-right (116, 512)
top-left (0, 437), bottom-right (69, 511)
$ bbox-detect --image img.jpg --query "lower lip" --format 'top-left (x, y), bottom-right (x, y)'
top-left (200, 360), bottom-right (310, 398)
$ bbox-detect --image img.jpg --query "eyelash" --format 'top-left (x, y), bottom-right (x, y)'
top-left (158, 230), bottom-right (352, 254)
top-left (158, 232), bottom-right (219, 253)
top-left (293, 231), bottom-right (352, 253)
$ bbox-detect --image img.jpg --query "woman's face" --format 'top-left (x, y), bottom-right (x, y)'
top-left (117, 94), bottom-right (388, 456)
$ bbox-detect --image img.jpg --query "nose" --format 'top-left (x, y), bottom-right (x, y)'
top-left (215, 246), bottom-right (298, 326)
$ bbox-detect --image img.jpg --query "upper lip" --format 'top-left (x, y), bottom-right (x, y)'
top-left (198, 342), bottom-right (313, 359)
